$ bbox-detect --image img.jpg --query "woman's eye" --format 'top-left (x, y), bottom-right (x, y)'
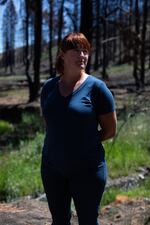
top-left (75, 49), bottom-right (88, 55)
top-left (83, 50), bottom-right (88, 54)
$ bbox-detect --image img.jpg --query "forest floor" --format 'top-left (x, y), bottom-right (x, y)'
top-left (0, 68), bottom-right (150, 225)
top-left (0, 196), bottom-right (150, 225)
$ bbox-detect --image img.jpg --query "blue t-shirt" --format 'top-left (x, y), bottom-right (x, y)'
top-left (40, 75), bottom-right (115, 172)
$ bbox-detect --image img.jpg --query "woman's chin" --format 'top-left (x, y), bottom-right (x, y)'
top-left (78, 63), bottom-right (86, 69)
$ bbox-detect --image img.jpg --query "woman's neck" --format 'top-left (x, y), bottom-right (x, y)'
top-left (61, 70), bottom-right (86, 84)
top-left (58, 71), bottom-right (88, 97)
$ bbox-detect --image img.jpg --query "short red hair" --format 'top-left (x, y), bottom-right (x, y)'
top-left (55, 32), bottom-right (91, 75)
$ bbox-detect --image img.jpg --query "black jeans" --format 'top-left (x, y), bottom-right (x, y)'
top-left (41, 160), bottom-right (107, 225)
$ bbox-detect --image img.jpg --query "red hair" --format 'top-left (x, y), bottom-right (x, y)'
top-left (55, 32), bottom-right (91, 75)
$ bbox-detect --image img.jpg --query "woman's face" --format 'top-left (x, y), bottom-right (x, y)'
top-left (61, 48), bottom-right (89, 72)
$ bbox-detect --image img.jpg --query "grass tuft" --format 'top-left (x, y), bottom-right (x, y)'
top-left (105, 112), bottom-right (150, 178)
top-left (0, 132), bottom-right (44, 202)
top-left (0, 120), bottom-right (14, 135)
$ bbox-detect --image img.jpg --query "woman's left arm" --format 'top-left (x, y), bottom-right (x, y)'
top-left (98, 111), bottom-right (117, 142)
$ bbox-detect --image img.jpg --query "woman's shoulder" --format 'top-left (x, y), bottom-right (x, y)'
top-left (88, 75), bottom-right (106, 89)
top-left (43, 76), bottom-right (59, 87)
top-left (40, 76), bottom-right (60, 104)
top-left (42, 76), bottom-right (60, 91)
top-left (88, 75), bottom-right (114, 98)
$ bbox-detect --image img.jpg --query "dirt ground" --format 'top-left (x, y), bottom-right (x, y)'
top-left (0, 197), bottom-right (150, 225)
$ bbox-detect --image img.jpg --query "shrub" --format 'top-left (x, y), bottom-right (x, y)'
top-left (0, 120), bottom-right (14, 135)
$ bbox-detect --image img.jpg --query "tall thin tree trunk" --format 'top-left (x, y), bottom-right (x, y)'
top-left (25, 0), bottom-right (32, 95)
top-left (94, 0), bottom-right (100, 71)
top-left (29, 0), bottom-right (42, 102)
top-left (102, 18), bottom-right (107, 79)
top-left (133, 0), bottom-right (140, 90)
top-left (101, 0), bottom-right (109, 79)
top-left (140, 0), bottom-right (148, 89)
top-left (57, 0), bottom-right (65, 48)
top-left (48, 0), bottom-right (55, 77)
top-left (80, 0), bottom-right (93, 72)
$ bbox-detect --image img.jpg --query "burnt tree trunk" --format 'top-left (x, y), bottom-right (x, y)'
top-left (94, 0), bottom-right (101, 71)
top-left (48, 0), bottom-right (55, 77)
top-left (140, 0), bottom-right (148, 89)
top-left (29, 0), bottom-right (42, 102)
top-left (133, 0), bottom-right (140, 90)
top-left (80, 0), bottom-right (93, 72)
top-left (57, 0), bottom-right (65, 48)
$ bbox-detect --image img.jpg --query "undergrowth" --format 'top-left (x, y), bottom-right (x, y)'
top-left (0, 132), bottom-right (44, 202)
top-left (0, 111), bottom-right (150, 204)
top-left (105, 112), bottom-right (150, 177)
top-left (0, 120), bottom-right (14, 135)
top-left (102, 111), bottom-right (150, 205)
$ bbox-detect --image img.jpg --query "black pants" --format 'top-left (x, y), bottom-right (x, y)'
top-left (41, 160), bottom-right (107, 225)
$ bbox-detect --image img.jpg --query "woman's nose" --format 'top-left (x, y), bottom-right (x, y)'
top-left (80, 51), bottom-right (84, 56)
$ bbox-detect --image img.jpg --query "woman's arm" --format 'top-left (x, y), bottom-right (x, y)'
top-left (98, 111), bottom-right (117, 142)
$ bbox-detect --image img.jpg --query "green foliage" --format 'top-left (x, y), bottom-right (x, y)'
top-left (21, 112), bottom-right (42, 128)
top-left (0, 132), bottom-right (44, 201)
top-left (101, 188), bottom-right (120, 206)
top-left (22, 112), bottom-right (35, 125)
top-left (101, 177), bottom-right (150, 206)
top-left (105, 112), bottom-right (150, 178)
top-left (125, 177), bottom-right (150, 198)
top-left (0, 120), bottom-right (14, 135)
top-left (0, 111), bottom-right (150, 204)
top-left (100, 112), bottom-right (150, 206)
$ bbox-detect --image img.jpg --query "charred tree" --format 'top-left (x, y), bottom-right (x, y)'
top-left (57, 0), bottom-right (65, 48)
top-left (133, 0), bottom-right (140, 90)
top-left (80, 0), bottom-right (93, 72)
top-left (2, 0), bottom-right (17, 74)
top-left (94, 0), bottom-right (101, 71)
top-left (140, 0), bottom-right (148, 89)
top-left (48, 0), bottom-right (55, 77)
top-left (23, 0), bottom-right (42, 102)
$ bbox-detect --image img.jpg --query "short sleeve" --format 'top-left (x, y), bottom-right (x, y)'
top-left (93, 80), bottom-right (115, 115)
top-left (40, 78), bottom-right (53, 114)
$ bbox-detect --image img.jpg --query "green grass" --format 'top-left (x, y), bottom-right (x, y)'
top-left (0, 111), bottom-right (150, 203)
top-left (105, 112), bottom-right (150, 178)
top-left (21, 112), bottom-right (42, 127)
top-left (0, 75), bottom-right (26, 81)
top-left (0, 112), bottom-right (44, 150)
top-left (0, 132), bottom-right (44, 202)
top-left (101, 188), bottom-right (121, 206)
top-left (101, 177), bottom-right (150, 207)
top-left (0, 120), bottom-right (14, 135)
top-left (0, 88), bottom-right (28, 101)
top-left (123, 177), bottom-right (150, 198)
top-left (107, 63), bottom-right (133, 75)
top-left (100, 111), bottom-right (150, 206)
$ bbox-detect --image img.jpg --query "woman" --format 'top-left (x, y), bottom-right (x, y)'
top-left (40, 32), bottom-right (117, 225)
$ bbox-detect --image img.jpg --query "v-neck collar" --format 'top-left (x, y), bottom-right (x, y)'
top-left (57, 75), bottom-right (90, 99)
